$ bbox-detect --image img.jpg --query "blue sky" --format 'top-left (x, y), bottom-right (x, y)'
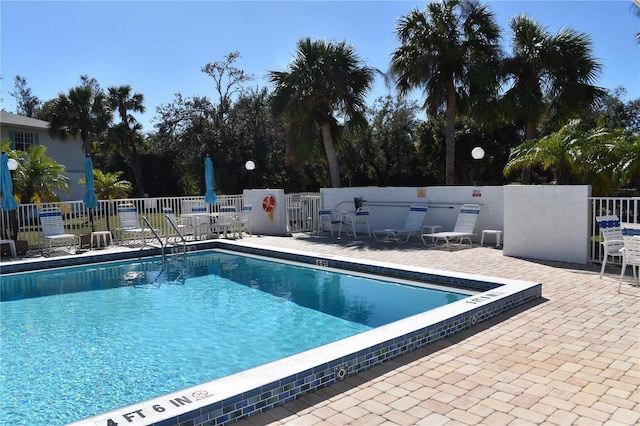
top-left (1, 1), bottom-right (638, 132)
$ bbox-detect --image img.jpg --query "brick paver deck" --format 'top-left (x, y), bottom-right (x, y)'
top-left (231, 233), bottom-right (639, 426)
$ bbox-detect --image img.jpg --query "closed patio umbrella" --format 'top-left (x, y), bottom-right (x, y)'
top-left (0, 153), bottom-right (18, 212)
top-left (83, 155), bottom-right (98, 232)
top-left (204, 155), bottom-right (217, 205)
top-left (1, 152), bottom-right (19, 241)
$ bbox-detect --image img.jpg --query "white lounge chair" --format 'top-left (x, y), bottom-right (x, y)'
top-left (116, 204), bottom-right (150, 245)
top-left (619, 225), bottom-right (640, 292)
top-left (421, 204), bottom-right (480, 249)
top-left (339, 207), bottom-right (371, 239)
top-left (595, 215), bottom-right (625, 278)
top-left (373, 205), bottom-right (428, 242)
top-left (39, 207), bottom-right (80, 255)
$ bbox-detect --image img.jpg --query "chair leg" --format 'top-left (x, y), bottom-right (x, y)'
top-left (600, 255), bottom-right (607, 279)
top-left (618, 260), bottom-right (626, 292)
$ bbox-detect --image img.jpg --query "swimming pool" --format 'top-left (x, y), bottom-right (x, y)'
top-left (0, 241), bottom-right (541, 426)
top-left (1, 249), bottom-right (471, 425)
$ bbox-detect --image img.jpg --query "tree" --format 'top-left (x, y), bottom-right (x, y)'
top-left (81, 169), bottom-right (132, 200)
top-left (632, 0), bottom-right (640, 43)
top-left (106, 85), bottom-right (146, 195)
top-left (201, 51), bottom-right (254, 135)
top-left (500, 14), bottom-right (605, 183)
top-left (269, 37), bottom-right (374, 188)
top-left (153, 94), bottom-right (217, 195)
top-left (47, 75), bottom-right (112, 156)
top-left (11, 145), bottom-right (70, 204)
top-left (391, 0), bottom-right (501, 185)
top-left (10, 75), bottom-right (41, 117)
top-left (503, 119), bottom-right (640, 195)
top-left (341, 95), bottom-right (422, 186)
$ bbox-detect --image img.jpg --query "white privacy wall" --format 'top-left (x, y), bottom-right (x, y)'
top-left (320, 186), bottom-right (504, 241)
top-left (503, 185), bottom-right (591, 264)
top-left (243, 189), bottom-right (288, 235)
top-left (320, 185), bottom-right (592, 264)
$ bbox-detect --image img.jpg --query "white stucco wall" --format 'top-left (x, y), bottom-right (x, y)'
top-left (243, 189), bottom-right (288, 235)
top-left (503, 185), bottom-right (591, 264)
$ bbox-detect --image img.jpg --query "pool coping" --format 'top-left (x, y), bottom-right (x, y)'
top-left (3, 241), bottom-right (541, 426)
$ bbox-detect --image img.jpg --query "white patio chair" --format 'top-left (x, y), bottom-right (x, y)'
top-left (238, 204), bottom-right (252, 237)
top-left (317, 209), bottom-right (342, 237)
top-left (216, 206), bottom-right (238, 238)
top-left (595, 215), bottom-right (625, 278)
top-left (163, 207), bottom-right (191, 242)
top-left (188, 205), bottom-right (212, 240)
top-left (116, 204), bottom-right (150, 245)
top-left (373, 205), bottom-right (428, 242)
top-left (38, 207), bottom-right (80, 255)
top-left (421, 204), bottom-right (480, 249)
top-left (619, 229), bottom-right (640, 292)
top-left (339, 207), bottom-right (371, 239)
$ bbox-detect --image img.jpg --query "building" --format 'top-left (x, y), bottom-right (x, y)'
top-left (0, 111), bottom-right (85, 201)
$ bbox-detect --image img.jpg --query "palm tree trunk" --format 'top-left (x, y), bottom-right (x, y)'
top-left (521, 121), bottom-right (537, 184)
top-left (127, 147), bottom-right (146, 196)
top-left (445, 82), bottom-right (457, 185)
top-left (319, 122), bottom-right (341, 188)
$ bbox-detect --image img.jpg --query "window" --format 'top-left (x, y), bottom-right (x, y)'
top-left (13, 132), bottom-right (34, 151)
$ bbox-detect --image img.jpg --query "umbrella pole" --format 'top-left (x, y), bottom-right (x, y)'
top-left (9, 210), bottom-right (18, 241)
top-left (89, 208), bottom-right (95, 232)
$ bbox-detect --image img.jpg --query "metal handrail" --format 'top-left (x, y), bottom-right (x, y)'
top-left (141, 216), bottom-right (165, 262)
top-left (164, 214), bottom-right (187, 257)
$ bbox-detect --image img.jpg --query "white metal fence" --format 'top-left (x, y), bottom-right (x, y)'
top-left (2, 193), bottom-right (638, 263)
top-left (0, 194), bottom-right (321, 251)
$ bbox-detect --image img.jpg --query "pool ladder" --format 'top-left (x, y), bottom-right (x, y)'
top-left (141, 216), bottom-right (166, 262)
top-left (140, 215), bottom-right (188, 262)
top-left (131, 216), bottom-right (189, 289)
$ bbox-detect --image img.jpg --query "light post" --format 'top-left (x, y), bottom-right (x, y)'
top-left (245, 160), bottom-right (255, 188)
top-left (6, 157), bottom-right (19, 241)
top-left (471, 147), bottom-right (485, 186)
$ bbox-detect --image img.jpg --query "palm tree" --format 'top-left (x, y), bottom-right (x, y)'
top-left (107, 85), bottom-right (146, 195)
top-left (391, 0), bottom-right (501, 185)
top-left (48, 81), bottom-right (112, 156)
top-left (82, 169), bottom-right (132, 200)
top-left (500, 14), bottom-right (605, 183)
top-left (269, 38), bottom-right (374, 188)
top-left (82, 169), bottom-right (133, 233)
top-left (503, 119), bottom-right (640, 195)
top-left (12, 145), bottom-right (70, 204)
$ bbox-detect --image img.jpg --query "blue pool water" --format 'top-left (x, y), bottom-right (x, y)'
top-left (0, 250), bottom-right (468, 425)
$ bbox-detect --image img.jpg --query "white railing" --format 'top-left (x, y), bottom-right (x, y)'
top-left (286, 193), bottom-right (322, 233)
top-left (590, 197), bottom-right (640, 263)
top-left (0, 193), bottom-right (321, 252)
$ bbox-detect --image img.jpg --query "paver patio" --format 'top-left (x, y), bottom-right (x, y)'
top-left (231, 233), bottom-right (639, 426)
